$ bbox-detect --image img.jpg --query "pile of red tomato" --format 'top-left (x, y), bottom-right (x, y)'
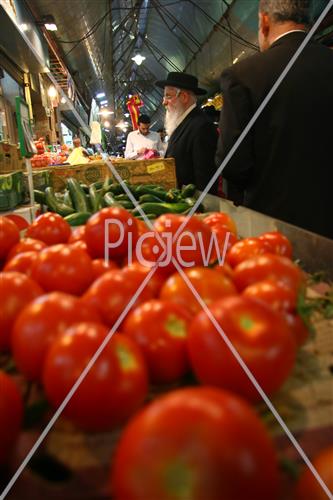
top-left (0, 209), bottom-right (332, 499)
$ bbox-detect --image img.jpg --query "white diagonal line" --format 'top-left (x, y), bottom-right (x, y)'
top-left (172, 0), bottom-right (333, 240)
top-left (0, 265), bottom-right (158, 500)
top-left (173, 260), bottom-right (333, 499)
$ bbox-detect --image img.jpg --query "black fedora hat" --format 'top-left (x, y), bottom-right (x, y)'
top-left (155, 72), bottom-right (207, 95)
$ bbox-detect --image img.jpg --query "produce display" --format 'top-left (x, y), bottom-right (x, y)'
top-left (0, 206), bottom-right (332, 499)
top-left (34, 179), bottom-right (201, 225)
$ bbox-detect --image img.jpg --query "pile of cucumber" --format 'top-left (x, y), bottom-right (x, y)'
top-left (34, 178), bottom-right (202, 226)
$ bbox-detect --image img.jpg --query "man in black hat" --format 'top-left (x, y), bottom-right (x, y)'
top-left (155, 72), bottom-right (218, 193)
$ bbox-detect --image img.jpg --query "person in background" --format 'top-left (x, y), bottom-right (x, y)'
top-left (67, 137), bottom-right (89, 165)
top-left (124, 114), bottom-right (164, 159)
top-left (155, 72), bottom-right (218, 193)
top-left (215, 0), bottom-right (333, 239)
top-left (157, 127), bottom-right (168, 155)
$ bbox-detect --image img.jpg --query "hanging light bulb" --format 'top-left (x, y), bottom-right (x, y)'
top-left (131, 53), bottom-right (146, 66)
top-left (47, 85), bottom-right (58, 99)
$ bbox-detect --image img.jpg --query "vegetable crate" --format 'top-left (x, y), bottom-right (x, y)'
top-left (49, 161), bottom-right (108, 192)
top-left (111, 158), bottom-right (177, 190)
top-left (0, 171), bottom-right (24, 211)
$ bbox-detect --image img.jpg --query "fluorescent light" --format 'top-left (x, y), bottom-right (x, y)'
top-left (45, 23), bottom-right (57, 31)
top-left (96, 92), bottom-right (106, 99)
top-left (100, 100), bottom-right (108, 105)
top-left (98, 110), bottom-right (114, 116)
top-left (131, 54), bottom-right (146, 65)
top-left (124, 113), bottom-right (130, 118)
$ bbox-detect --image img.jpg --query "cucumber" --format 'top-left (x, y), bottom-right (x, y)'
top-left (181, 184), bottom-right (196, 198)
top-left (66, 178), bottom-right (89, 212)
top-left (34, 189), bottom-right (46, 204)
top-left (45, 187), bottom-right (75, 216)
top-left (104, 192), bottom-right (121, 207)
top-left (64, 212), bottom-right (91, 226)
top-left (63, 190), bottom-right (73, 207)
top-left (138, 194), bottom-right (165, 203)
top-left (133, 202), bottom-right (189, 216)
top-left (89, 184), bottom-right (102, 212)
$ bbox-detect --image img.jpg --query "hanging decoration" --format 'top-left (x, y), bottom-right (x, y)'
top-left (126, 94), bottom-right (143, 130)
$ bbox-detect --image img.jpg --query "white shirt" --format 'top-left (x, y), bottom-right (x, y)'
top-left (272, 29), bottom-right (307, 44)
top-left (124, 130), bottom-right (164, 159)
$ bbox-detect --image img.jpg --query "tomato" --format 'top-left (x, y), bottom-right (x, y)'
top-left (141, 214), bottom-right (213, 275)
top-left (233, 254), bottom-right (304, 292)
top-left (212, 261), bottom-right (234, 281)
top-left (92, 258), bottom-right (118, 279)
top-left (84, 207), bottom-right (138, 260)
top-left (0, 371), bottom-right (23, 464)
top-left (188, 295), bottom-right (296, 402)
top-left (209, 224), bottom-right (238, 261)
top-left (123, 300), bottom-right (192, 384)
top-left (31, 244), bottom-right (94, 295)
top-left (226, 237), bottom-right (272, 268)
top-left (26, 212), bottom-right (71, 245)
top-left (0, 272), bottom-right (43, 352)
top-left (136, 219), bottom-right (150, 237)
top-left (68, 225), bottom-right (86, 243)
top-left (203, 211), bottom-right (238, 235)
top-left (12, 292), bottom-right (101, 381)
top-left (160, 267), bottom-right (237, 315)
top-left (111, 387), bottom-right (279, 500)
top-left (70, 239), bottom-right (88, 253)
top-left (283, 312), bottom-right (309, 347)
top-left (122, 262), bottom-right (166, 297)
top-left (7, 237), bottom-right (47, 260)
top-left (4, 214), bottom-right (29, 231)
top-left (42, 323), bottom-right (148, 431)
top-left (295, 445), bottom-right (333, 500)
top-left (3, 251), bottom-right (38, 277)
top-left (242, 279), bottom-right (297, 312)
top-left (83, 269), bottom-right (156, 328)
top-left (259, 231), bottom-right (293, 259)
top-left (0, 216), bottom-right (20, 260)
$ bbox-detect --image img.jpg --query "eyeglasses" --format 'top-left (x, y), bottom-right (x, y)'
top-left (163, 89), bottom-right (181, 101)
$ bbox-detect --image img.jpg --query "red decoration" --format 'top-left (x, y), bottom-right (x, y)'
top-left (126, 94), bottom-right (143, 130)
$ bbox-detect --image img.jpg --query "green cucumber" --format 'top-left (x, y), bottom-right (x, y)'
top-left (89, 184), bottom-right (102, 212)
top-left (66, 178), bottom-right (89, 212)
top-left (133, 202), bottom-right (189, 216)
top-left (64, 212), bottom-right (91, 226)
top-left (45, 187), bottom-right (75, 216)
top-left (104, 192), bottom-right (122, 207)
top-left (138, 194), bottom-right (165, 203)
top-left (181, 184), bottom-right (196, 198)
top-left (63, 190), bottom-right (73, 207)
top-left (34, 190), bottom-right (46, 205)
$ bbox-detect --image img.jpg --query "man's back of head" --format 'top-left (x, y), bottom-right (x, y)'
top-left (258, 0), bottom-right (311, 51)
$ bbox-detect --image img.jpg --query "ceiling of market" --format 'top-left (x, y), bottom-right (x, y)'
top-left (25, 0), bottom-right (332, 129)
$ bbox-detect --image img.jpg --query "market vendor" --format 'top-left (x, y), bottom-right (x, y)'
top-left (67, 138), bottom-right (89, 165)
top-left (155, 72), bottom-right (218, 193)
top-left (124, 114), bottom-right (164, 160)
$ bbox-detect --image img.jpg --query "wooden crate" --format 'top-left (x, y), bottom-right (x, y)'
top-left (110, 158), bottom-right (177, 189)
top-left (49, 161), bottom-right (108, 192)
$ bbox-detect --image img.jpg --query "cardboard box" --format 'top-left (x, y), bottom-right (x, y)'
top-left (23, 169), bottom-right (50, 203)
top-left (0, 171), bottom-right (24, 211)
top-left (49, 161), bottom-right (108, 192)
top-left (111, 158), bottom-right (177, 189)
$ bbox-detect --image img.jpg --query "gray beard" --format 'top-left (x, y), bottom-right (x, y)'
top-left (164, 108), bottom-right (184, 137)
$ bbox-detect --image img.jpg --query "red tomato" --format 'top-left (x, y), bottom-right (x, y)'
top-left (4, 214), bottom-right (29, 231)
top-left (283, 312), bottom-right (309, 347)
top-left (12, 292), bottom-right (101, 381)
top-left (136, 219), bottom-right (150, 237)
top-left (0, 216), bottom-right (20, 260)
top-left (122, 262), bottom-right (166, 297)
top-left (26, 213), bottom-right (71, 246)
top-left (70, 239), bottom-right (88, 253)
top-left (259, 231), bottom-right (293, 259)
top-left (84, 207), bottom-right (138, 259)
top-left (233, 254), bottom-right (304, 292)
top-left (160, 267), bottom-right (237, 315)
top-left (212, 261), bottom-right (234, 281)
top-left (209, 224), bottom-right (238, 261)
top-left (242, 279), bottom-right (297, 312)
top-left (188, 295), bottom-right (296, 402)
top-left (141, 214), bottom-right (213, 275)
top-left (31, 244), bottom-right (94, 295)
top-left (83, 269), bottom-right (156, 328)
top-left (68, 225), bottom-right (86, 243)
top-left (0, 371), bottom-right (23, 464)
top-left (0, 272), bottom-right (43, 352)
top-left (123, 300), bottom-right (192, 384)
top-left (203, 211), bottom-right (238, 235)
top-left (42, 323), bottom-right (148, 431)
top-left (7, 237), bottom-right (47, 260)
top-left (226, 237), bottom-right (272, 268)
top-left (111, 387), bottom-right (279, 500)
top-left (3, 251), bottom-right (38, 277)
top-left (295, 446), bottom-right (333, 500)
top-left (92, 258), bottom-right (118, 279)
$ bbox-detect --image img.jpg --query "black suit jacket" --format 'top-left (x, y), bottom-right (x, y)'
top-left (216, 32), bottom-right (333, 239)
top-left (166, 106), bottom-right (218, 193)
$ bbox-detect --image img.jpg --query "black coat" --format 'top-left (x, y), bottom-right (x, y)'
top-left (216, 32), bottom-right (333, 239)
top-left (166, 106), bottom-right (218, 193)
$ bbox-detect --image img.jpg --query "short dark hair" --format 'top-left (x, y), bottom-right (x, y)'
top-left (138, 114), bottom-right (151, 124)
top-left (259, 0), bottom-right (311, 25)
